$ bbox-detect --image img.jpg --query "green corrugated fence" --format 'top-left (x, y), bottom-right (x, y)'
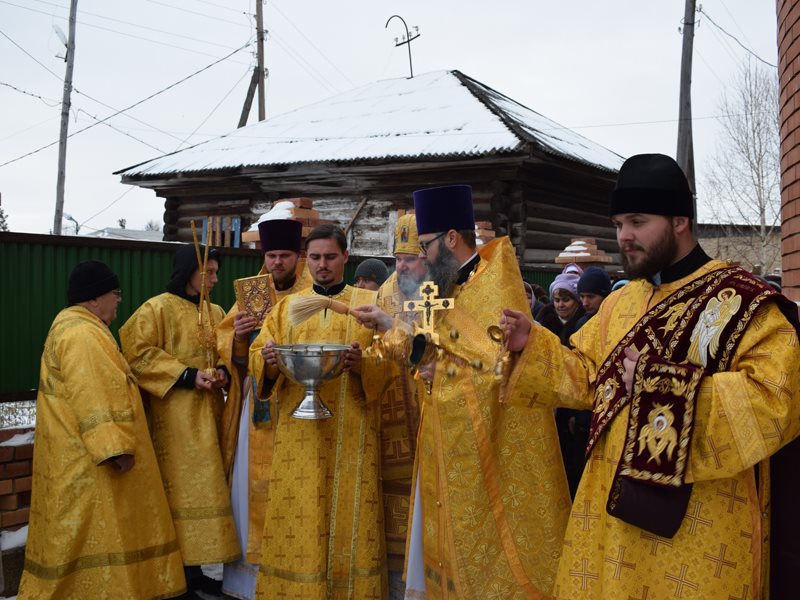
top-left (0, 232), bottom-right (263, 400)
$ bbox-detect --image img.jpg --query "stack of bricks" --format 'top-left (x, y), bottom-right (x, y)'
top-left (244, 198), bottom-right (335, 249)
top-left (0, 427), bottom-right (33, 531)
top-left (476, 220), bottom-right (496, 245)
top-left (555, 237), bottom-right (612, 266)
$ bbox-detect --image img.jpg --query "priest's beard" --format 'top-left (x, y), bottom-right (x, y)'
top-left (620, 226), bottom-right (679, 280)
top-left (398, 270), bottom-right (426, 298)
top-left (425, 240), bottom-right (460, 297)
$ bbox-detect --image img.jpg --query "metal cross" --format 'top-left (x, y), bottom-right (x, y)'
top-left (403, 280), bottom-right (454, 344)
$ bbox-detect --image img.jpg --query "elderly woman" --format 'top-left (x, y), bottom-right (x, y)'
top-left (535, 264), bottom-right (585, 346)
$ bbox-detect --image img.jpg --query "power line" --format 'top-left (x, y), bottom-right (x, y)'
top-left (174, 65), bottom-right (253, 151)
top-left (269, 30), bottom-right (340, 95)
top-left (0, 28), bottom-right (62, 81)
top-left (1, 25), bottom-right (188, 145)
top-left (76, 109), bottom-right (167, 153)
top-left (0, 0), bottom-right (251, 63)
top-left (25, 0), bottom-right (246, 50)
top-left (0, 41), bottom-right (253, 169)
top-left (79, 187), bottom-right (135, 228)
top-left (0, 81), bottom-right (60, 107)
top-left (143, 0), bottom-right (251, 29)
top-left (697, 6), bottom-right (777, 68)
top-left (270, 1), bottom-right (355, 87)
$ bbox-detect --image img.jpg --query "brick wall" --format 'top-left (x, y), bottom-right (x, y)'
top-left (0, 427), bottom-right (33, 531)
top-left (778, 0), bottom-right (800, 300)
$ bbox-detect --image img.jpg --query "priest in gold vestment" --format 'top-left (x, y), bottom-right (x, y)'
top-left (19, 261), bottom-right (185, 600)
top-left (354, 185), bottom-right (571, 599)
top-left (501, 154), bottom-right (800, 600)
top-left (249, 224), bottom-right (389, 599)
top-left (375, 213), bottom-right (427, 599)
top-left (218, 219), bottom-right (312, 599)
top-left (120, 244), bottom-right (240, 595)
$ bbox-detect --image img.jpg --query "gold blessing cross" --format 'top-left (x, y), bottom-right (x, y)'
top-left (403, 281), bottom-right (455, 344)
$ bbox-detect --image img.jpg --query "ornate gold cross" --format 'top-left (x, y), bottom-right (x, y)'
top-left (403, 281), bottom-right (455, 345)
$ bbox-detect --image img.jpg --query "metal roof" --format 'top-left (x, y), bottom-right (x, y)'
top-left (117, 70), bottom-right (624, 178)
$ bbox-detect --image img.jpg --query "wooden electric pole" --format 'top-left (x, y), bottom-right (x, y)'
top-left (255, 0), bottom-right (266, 121)
top-left (53, 0), bottom-right (79, 235)
top-left (676, 0), bottom-right (697, 213)
top-left (239, 1), bottom-right (266, 127)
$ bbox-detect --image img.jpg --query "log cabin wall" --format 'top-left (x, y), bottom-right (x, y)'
top-left (132, 154), bottom-right (617, 268)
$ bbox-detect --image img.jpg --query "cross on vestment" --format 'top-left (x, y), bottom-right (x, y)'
top-left (403, 281), bottom-right (455, 346)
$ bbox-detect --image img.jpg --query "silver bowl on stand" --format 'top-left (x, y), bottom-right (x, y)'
top-left (273, 344), bottom-right (350, 419)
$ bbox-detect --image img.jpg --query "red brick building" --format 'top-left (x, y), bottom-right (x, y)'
top-left (779, 0), bottom-right (800, 299)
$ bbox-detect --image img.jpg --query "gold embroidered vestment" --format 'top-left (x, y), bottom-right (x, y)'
top-left (505, 260), bottom-right (800, 599)
top-left (120, 293), bottom-right (240, 565)
top-left (249, 285), bottom-right (388, 599)
top-left (19, 306), bottom-right (185, 599)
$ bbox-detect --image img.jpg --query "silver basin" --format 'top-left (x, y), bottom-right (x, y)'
top-left (273, 343), bottom-right (350, 419)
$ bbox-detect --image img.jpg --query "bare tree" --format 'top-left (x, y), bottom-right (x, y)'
top-left (144, 219), bottom-right (161, 232)
top-left (701, 59), bottom-right (780, 276)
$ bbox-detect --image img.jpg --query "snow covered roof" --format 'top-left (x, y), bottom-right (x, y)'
top-left (118, 70), bottom-right (624, 178)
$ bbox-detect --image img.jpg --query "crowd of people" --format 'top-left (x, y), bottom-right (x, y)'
top-left (18, 153), bottom-right (800, 600)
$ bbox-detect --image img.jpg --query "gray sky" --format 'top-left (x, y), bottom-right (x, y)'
top-left (0, 1), bottom-right (779, 234)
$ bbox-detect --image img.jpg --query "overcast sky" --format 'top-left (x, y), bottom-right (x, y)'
top-left (0, 0), bottom-right (779, 234)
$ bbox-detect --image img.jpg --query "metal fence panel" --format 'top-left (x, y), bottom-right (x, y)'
top-left (0, 233), bottom-right (262, 399)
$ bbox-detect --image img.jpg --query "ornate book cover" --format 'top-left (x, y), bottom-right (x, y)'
top-left (234, 274), bottom-right (277, 327)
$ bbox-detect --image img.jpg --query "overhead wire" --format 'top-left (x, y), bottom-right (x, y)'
top-left (0, 41), bottom-right (254, 169)
top-left (25, 0), bottom-right (246, 50)
top-left (174, 64), bottom-right (253, 151)
top-left (79, 187), bottom-right (135, 228)
top-left (0, 0), bottom-right (250, 63)
top-left (0, 81), bottom-right (60, 107)
top-left (270, 1), bottom-right (355, 87)
top-left (1, 25), bottom-right (187, 146)
top-left (697, 6), bottom-right (777, 68)
top-left (76, 109), bottom-right (167, 153)
top-left (0, 28), bottom-right (62, 81)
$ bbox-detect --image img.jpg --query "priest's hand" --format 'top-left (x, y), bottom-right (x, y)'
top-left (350, 305), bottom-right (393, 332)
top-left (213, 368), bottom-right (230, 390)
top-left (194, 370), bottom-right (216, 390)
top-left (103, 453), bottom-right (135, 474)
top-left (417, 360), bottom-right (435, 383)
top-left (261, 339), bottom-right (279, 369)
top-left (500, 308), bottom-right (532, 352)
top-left (622, 347), bottom-right (640, 395)
top-left (344, 341), bottom-right (362, 373)
top-left (234, 311), bottom-right (258, 341)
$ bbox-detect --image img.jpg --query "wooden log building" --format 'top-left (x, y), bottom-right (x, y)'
top-left (116, 70), bottom-right (624, 270)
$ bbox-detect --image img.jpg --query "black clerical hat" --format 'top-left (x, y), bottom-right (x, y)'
top-left (258, 219), bottom-right (302, 253)
top-left (67, 260), bottom-right (119, 304)
top-left (609, 153), bottom-right (694, 218)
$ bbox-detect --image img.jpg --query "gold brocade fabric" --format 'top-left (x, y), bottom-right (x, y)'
top-left (505, 260), bottom-right (800, 599)
top-left (249, 285), bottom-right (389, 600)
top-left (411, 237), bottom-right (571, 599)
top-left (19, 306), bottom-right (185, 600)
top-left (376, 272), bottom-right (421, 573)
top-left (217, 265), bottom-right (312, 563)
top-left (120, 293), bottom-right (240, 565)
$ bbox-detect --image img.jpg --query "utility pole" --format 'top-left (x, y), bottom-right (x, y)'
top-left (53, 0), bottom-right (79, 236)
top-left (238, 69), bottom-right (259, 128)
top-left (255, 0), bottom-right (266, 121)
top-left (676, 0), bottom-right (697, 213)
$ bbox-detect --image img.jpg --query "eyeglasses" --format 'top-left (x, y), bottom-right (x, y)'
top-left (111, 289), bottom-right (122, 298)
top-left (418, 231), bottom-right (447, 256)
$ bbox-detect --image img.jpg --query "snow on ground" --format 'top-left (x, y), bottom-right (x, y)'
top-left (0, 526), bottom-right (27, 551)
